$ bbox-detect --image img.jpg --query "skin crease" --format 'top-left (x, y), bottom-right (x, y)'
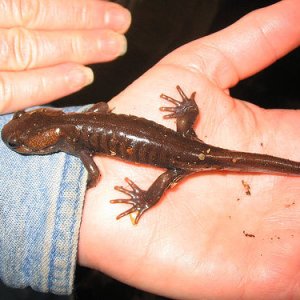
top-left (76, 1), bottom-right (300, 300)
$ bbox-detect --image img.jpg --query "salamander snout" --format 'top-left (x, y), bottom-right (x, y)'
top-left (1, 124), bottom-right (22, 150)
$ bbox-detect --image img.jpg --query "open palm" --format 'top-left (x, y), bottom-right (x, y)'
top-left (78, 1), bottom-right (300, 299)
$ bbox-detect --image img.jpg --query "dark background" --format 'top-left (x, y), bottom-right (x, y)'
top-left (1, 0), bottom-right (299, 299)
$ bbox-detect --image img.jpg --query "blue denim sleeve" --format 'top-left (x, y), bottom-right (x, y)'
top-left (0, 108), bottom-right (88, 295)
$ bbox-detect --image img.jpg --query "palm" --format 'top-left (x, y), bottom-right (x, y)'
top-left (78, 1), bottom-right (300, 299)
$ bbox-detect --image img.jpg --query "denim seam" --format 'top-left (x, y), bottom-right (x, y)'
top-left (47, 154), bottom-right (87, 294)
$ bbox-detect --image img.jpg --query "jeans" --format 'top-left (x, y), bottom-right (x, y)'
top-left (0, 108), bottom-right (88, 295)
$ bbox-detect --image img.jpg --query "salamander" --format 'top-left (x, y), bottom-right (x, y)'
top-left (2, 86), bottom-right (300, 224)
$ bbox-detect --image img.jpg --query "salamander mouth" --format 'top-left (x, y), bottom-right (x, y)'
top-left (14, 145), bottom-right (34, 154)
top-left (15, 144), bottom-right (57, 154)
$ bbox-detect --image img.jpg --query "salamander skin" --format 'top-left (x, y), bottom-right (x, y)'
top-left (2, 86), bottom-right (300, 224)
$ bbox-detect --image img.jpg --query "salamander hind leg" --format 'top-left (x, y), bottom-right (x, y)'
top-left (160, 85), bottom-right (201, 140)
top-left (110, 169), bottom-right (188, 224)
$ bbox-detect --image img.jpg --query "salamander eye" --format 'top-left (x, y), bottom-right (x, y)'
top-left (7, 137), bottom-right (19, 149)
top-left (13, 110), bottom-right (25, 119)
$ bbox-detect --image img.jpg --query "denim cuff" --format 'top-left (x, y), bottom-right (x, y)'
top-left (0, 109), bottom-right (88, 295)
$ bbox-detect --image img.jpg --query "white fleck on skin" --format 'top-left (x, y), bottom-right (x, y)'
top-left (55, 128), bottom-right (61, 135)
top-left (198, 153), bottom-right (206, 160)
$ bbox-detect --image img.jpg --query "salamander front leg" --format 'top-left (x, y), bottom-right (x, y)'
top-left (79, 150), bottom-right (100, 188)
top-left (110, 169), bottom-right (188, 224)
top-left (86, 102), bottom-right (110, 114)
top-left (160, 85), bottom-right (201, 140)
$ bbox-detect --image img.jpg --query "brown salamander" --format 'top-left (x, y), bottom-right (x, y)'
top-left (2, 86), bottom-right (300, 223)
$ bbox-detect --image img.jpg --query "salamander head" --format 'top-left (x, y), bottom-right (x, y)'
top-left (1, 108), bottom-right (66, 154)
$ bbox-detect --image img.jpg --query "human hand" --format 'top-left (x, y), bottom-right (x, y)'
top-left (0, 0), bottom-right (130, 113)
top-left (79, 0), bottom-right (300, 299)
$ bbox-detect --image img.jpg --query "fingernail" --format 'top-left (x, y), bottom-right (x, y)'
top-left (66, 66), bottom-right (94, 90)
top-left (105, 6), bottom-right (131, 33)
top-left (98, 32), bottom-right (127, 57)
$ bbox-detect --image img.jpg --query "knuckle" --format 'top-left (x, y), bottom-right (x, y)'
top-left (70, 35), bottom-right (82, 58)
top-left (78, 2), bottom-right (89, 26)
top-left (11, 27), bottom-right (36, 70)
top-left (0, 74), bottom-right (13, 112)
top-left (18, 0), bottom-right (41, 27)
top-left (0, 33), bottom-right (10, 68)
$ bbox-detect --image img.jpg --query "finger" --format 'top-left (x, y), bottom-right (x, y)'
top-left (0, 28), bottom-right (127, 71)
top-left (0, 63), bottom-right (94, 113)
top-left (161, 0), bottom-right (300, 89)
top-left (0, 0), bottom-right (131, 33)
